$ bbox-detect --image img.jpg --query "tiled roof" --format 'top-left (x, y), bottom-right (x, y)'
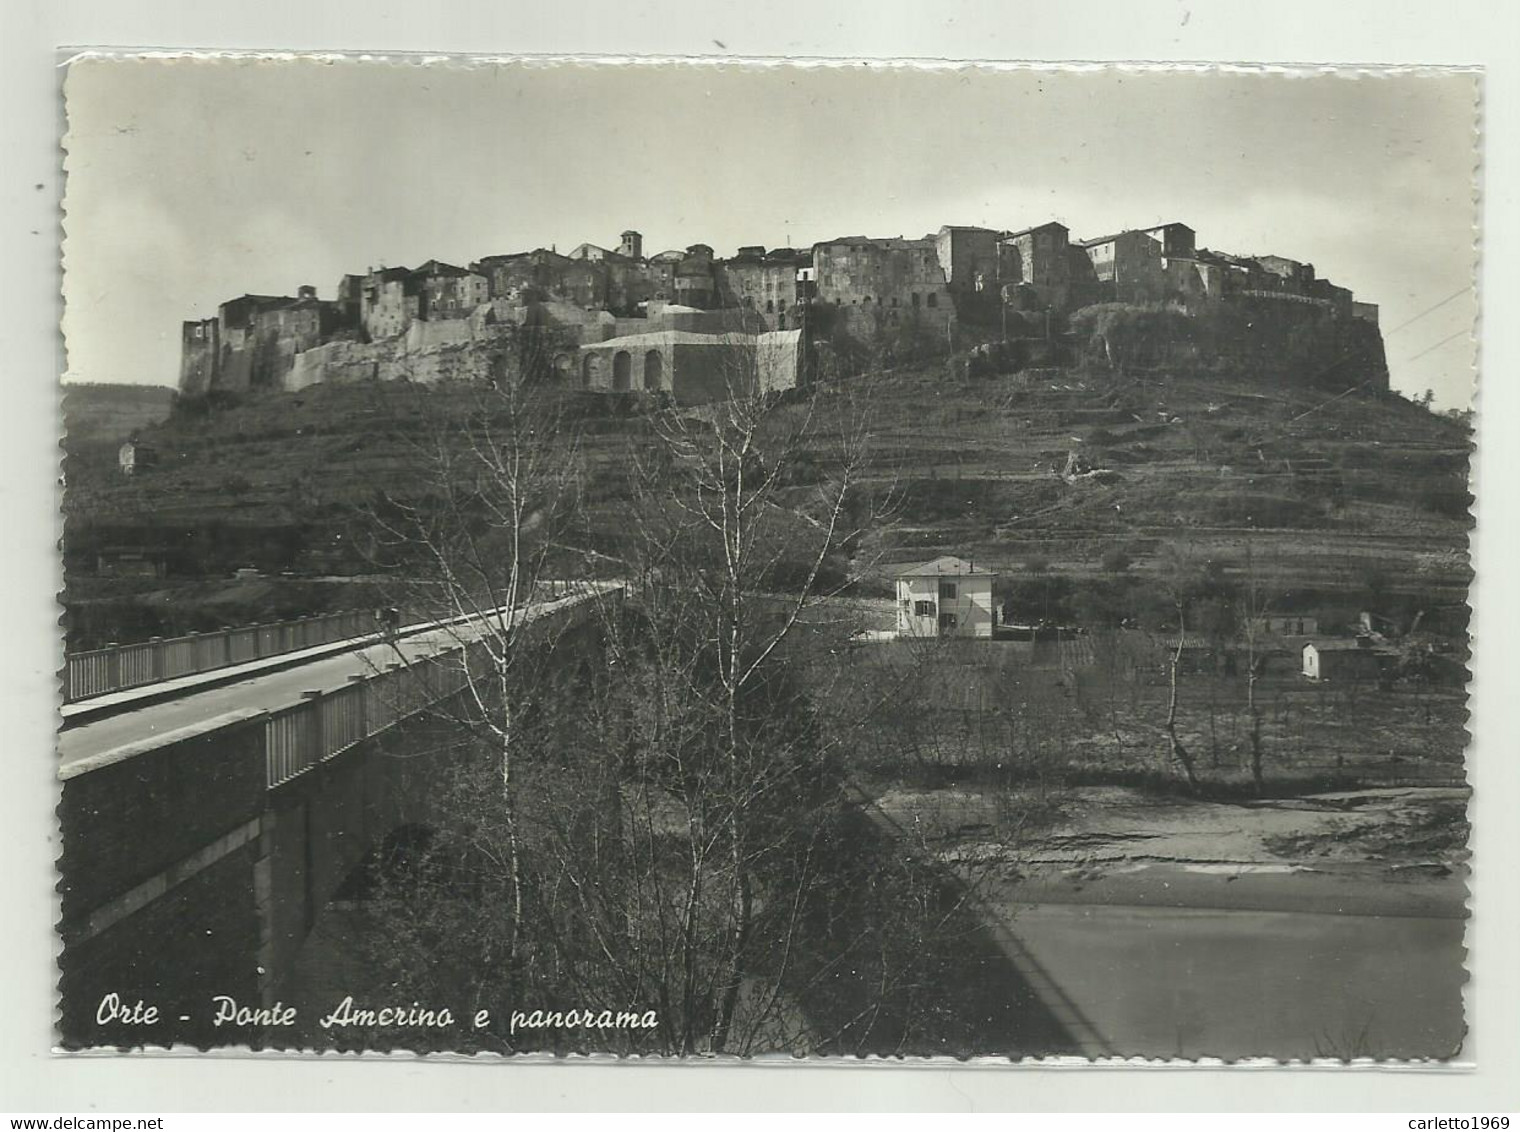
top-left (1076, 231), bottom-right (1141, 248)
top-left (1003, 221), bottom-right (1069, 240)
top-left (893, 555), bottom-right (996, 578)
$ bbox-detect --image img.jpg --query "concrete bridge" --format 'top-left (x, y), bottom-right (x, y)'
top-left (56, 586), bottom-right (617, 1047)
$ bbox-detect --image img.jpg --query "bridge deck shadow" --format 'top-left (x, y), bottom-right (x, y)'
top-left (785, 805), bottom-right (1099, 1059)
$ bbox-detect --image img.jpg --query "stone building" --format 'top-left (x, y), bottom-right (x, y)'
top-left (1071, 223), bottom-right (1247, 309)
top-left (999, 221), bottom-right (1075, 310)
top-left (935, 225), bottom-right (1002, 316)
top-left (474, 250), bottom-right (606, 310)
top-left (410, 260), bottom-right (489, 321)
top-left (335, 274), bottom-right (365, 329)
top-left (1160, 251), bottom-right (1227, 306)
top-left (603, 254), bottom-right (654, 315)
top-left (360, 268), bottom-right (417, 341)
top-left (568, 242), bottom-right (614, 262)
top-left (177, 217), bottom-right (1381, 400)
top-left (269, 286), bottom-right (345, 348)
top-left (232, 287), bottom-right (350, 388)
top-left (1140, 222), bottom-right (1197, 258)
top-left (475, 235), bottom-right (655, 315)
top-left (577, 327), bottom-right (808, 404)
top-left (1255, 254), bottom-right (1315, 291)
top-left (179, 317), bottom-right (220, 394)
top-left (643, 251), bottom-right (683, 305)
top-left (180, 285), bottom-right (353, 394)
top-left (714, 246), bottom-right (808, 328)
top-left (211, 293), bottom-right (305, 390)
top-left (673, 244), bottom-right (717, 309)
top-left (811, 235), bottom-right (954, 326)
top-left (1077, 230), bottom-right (1167, 303)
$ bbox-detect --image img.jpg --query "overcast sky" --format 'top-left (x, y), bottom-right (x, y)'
top-left (61, 57), bottom-right (1479, 407)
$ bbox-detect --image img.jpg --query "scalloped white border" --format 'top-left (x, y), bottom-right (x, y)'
top-left (43, 41), bottom-right (1493, 1077)
top-left (14, 8), bottom-right (1520, 1112)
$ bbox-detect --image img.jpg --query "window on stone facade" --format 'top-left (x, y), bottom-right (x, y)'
top-left (926, 293), bottom-right (938, 308)
top-left (912, 293), bottom-right (921, 307)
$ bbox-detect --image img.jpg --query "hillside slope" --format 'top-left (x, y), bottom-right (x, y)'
top-left (61, 382), bottom-right (176, 443)
top-left (841, 364), bottom-right (1470, 611)
top-left (61, 359), bottom-right (1471, 641)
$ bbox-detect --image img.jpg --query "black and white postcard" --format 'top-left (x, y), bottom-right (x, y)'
top-left (55, 55), bottom-right (1479, 1062)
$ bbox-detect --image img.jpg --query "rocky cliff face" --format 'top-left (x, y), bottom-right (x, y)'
top-left (1066, 298), bottom-right (1389, 393)
top-left (184, 300), bottom-right (596, 396)
top-left (1220, 297), bottom-right (1389, 392)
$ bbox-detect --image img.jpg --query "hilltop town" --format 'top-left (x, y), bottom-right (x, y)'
top-left (179, 220), bottom-right (1386, 402)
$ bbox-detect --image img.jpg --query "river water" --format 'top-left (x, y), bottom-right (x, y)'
top-left (1006, 901), bottom-right (1465, 1060)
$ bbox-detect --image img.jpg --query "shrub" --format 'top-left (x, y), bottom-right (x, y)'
top-left (1069, 303), bottom-right (1196, 372)
top-left (1099, 546), bottom-right (1133, 574)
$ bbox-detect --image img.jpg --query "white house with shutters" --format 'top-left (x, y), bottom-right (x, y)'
top-left (894, 556), bottom-right (997, 638)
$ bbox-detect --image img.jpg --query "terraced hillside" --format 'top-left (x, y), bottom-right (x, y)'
top-left (61, 359), bottom-right (1471, 644)
top-left (833, 363), bottom-right (1471, 627)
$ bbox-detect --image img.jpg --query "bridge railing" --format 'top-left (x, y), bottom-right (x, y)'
top-left (264, 647), bottom-right (477, 789)
top-left (260, 586), bottom-right (617, 789)
top-left (64, 609), bottom-right (380, 703)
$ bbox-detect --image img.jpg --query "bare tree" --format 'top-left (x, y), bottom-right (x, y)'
top-left (1155, 541), bottom-right (1206, 792)
top-left (355, 359), bottom-right (591, 996)
top-left (1237, 538), bottom-right (1277, 795)
top-left (567, 348), bottom-right (891, 1053)
top-left (341, 335), bottom-right (1012, 1055)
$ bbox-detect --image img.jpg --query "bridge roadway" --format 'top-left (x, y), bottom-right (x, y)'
top-left (59, 586), bottom-right (615, 780)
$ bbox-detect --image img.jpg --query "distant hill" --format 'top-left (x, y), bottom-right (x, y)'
top-left (62, 382), bottom-right (176, 444)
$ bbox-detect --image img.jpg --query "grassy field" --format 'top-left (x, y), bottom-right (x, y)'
top-left (831, 634), bottom-right (1466, 798)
